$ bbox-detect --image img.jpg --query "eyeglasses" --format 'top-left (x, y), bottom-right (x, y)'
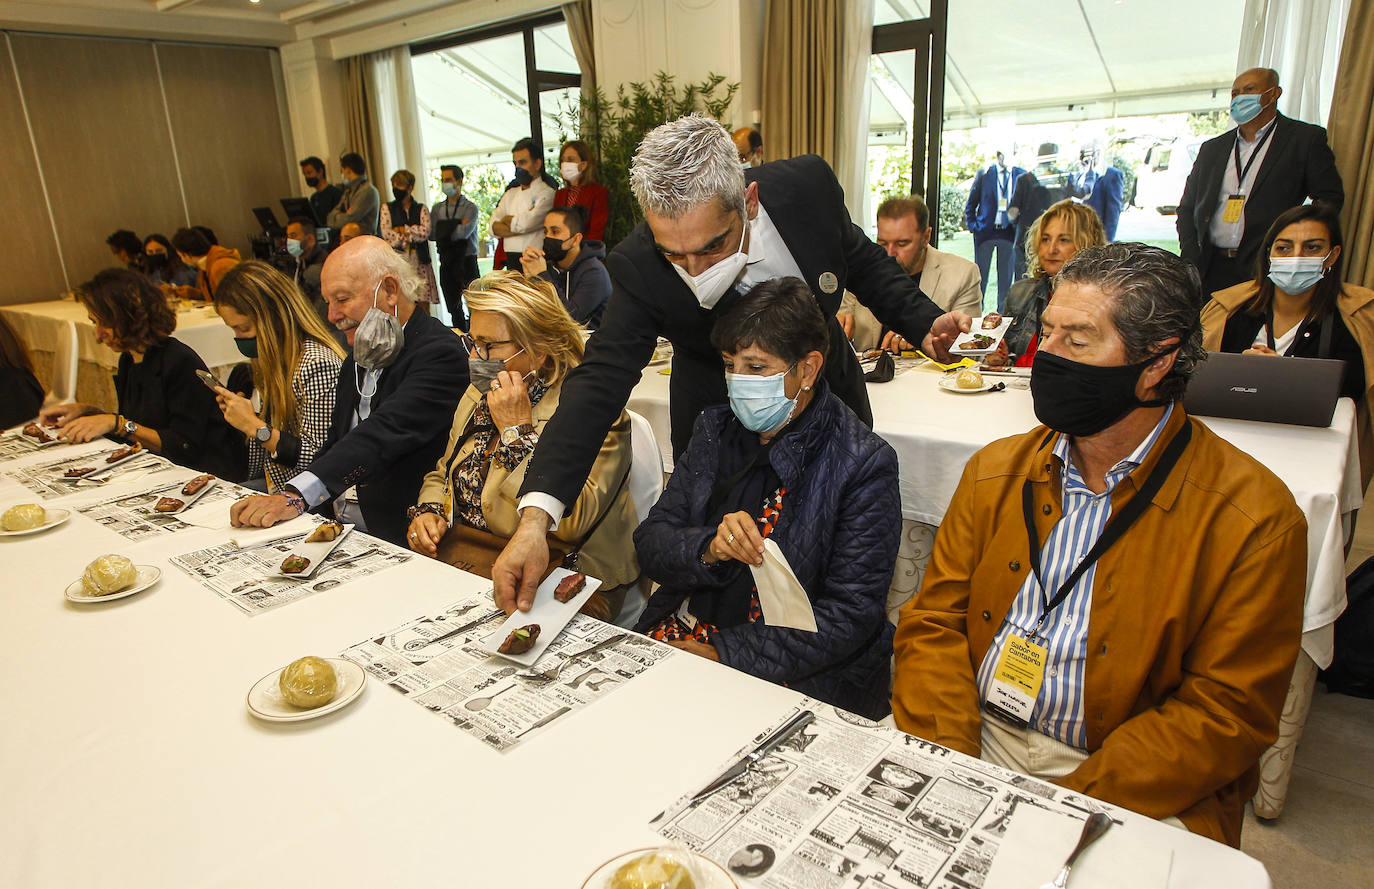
top-left (460, 334), bottom-right (516, 360)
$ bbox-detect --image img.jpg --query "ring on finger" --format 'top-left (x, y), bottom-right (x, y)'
top-left (490, 381), bottom-right (501, 390)
top-left (727, 532), bottom-right (735, 544)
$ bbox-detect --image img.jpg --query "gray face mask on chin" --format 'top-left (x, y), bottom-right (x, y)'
top-left (353, 278), bottom-right (406, 369)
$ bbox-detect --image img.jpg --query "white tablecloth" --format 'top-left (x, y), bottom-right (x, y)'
top-left (627, 363), bottom-right (1360, 666)
top-left (0, 444), bottom-right (1271, 888)
top-left (0, 297), bottom-right (241, 381)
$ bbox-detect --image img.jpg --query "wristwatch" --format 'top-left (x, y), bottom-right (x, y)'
top-left (122, 418), bottom-right (138, 439)
top-left (254, 424), bottom-right (272, 444)
top-left (500, 423), bottom-right (538, 447)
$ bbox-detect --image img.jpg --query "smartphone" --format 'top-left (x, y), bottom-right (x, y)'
top-left (195, 369), bottom-right (220, 390)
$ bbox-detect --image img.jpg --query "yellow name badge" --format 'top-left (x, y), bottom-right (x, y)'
top-left (1222, 194), bottom-right (1245, 223)
top-left (985, 632), bottom-right (1048, 726)
top-left (997, 198), bottom-right (1009, 212)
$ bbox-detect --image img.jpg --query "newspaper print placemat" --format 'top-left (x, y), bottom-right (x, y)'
top-left (73, 478), bottom-right (246, 542)
top-left (1, 444), bottom-right (160, 500)
top-left (340, 599), bottom-right (674, 753)
top-left (653, 701), bottom-right (1124, 889)
top-left (169, 524), bottom-right (414, 615)
top-left (0, 433), bottom-right (48, 460)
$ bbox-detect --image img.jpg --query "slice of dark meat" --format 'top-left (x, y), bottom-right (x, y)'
top-left (281, 554), bottom-right (311, 574)
top-left (498, 624), bottom-right (541, 654)
top-left (155, 497), bottom-right (184, 513)
top-left (553, 572), bottom-right (587, 603)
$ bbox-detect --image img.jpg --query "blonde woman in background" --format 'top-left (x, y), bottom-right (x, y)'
top-left (989, 199), bottom-right (1107, 367)
top-left (211, 260), bottom-right (345, 492)
top-left (407, 271), bottom-right (639, 621)
top-left (381, 168), bottom-right (439, 312)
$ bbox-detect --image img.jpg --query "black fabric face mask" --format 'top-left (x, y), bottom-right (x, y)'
top-left (305, 176), bottom-right (320, 188)
top-left (145, 252), bottom-right (167, 270)
top-left (1030, 349), bottom-right (1172, 437)
top-left (513, 168), bottom-right (534, 187)
top-left (392, 187), bottom-right (408, 201)
top-left (542, 236), bottom-right (571, 263)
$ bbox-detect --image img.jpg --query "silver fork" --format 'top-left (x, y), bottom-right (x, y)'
top-left (516, 632), bottom-right (627, 682)
top-left (1040, 811), bottom-right (1111, 889)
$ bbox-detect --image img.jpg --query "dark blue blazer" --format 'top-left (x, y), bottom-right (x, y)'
top-left (964, 163), bottom-right (1025, 238)
top-left (1078, 166), bottom-right (1124, 240)
top-left (633, 383), bottom-right (901, 720)
top-left (310, 310), bottom-right (468, 545)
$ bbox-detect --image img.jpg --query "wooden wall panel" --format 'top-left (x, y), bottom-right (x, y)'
top-left (156, 43), bottom-right (294, 257)
top-left (8, 34), bottom-right (187, 290)
top-left (0, 40), bottom-right (80, 305)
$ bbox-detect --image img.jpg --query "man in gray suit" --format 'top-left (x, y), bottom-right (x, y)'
top-left (839, 194), bottom-right (983, 351)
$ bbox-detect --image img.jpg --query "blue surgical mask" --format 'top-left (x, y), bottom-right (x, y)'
top-left (285, 239), bottom-right (303, 258)
top-left (726, 368), bottom-right (798, 434)
top-left (1268, 253), bottom-right (1330, 294)
top-left (441, 182), bottom-right (458, 197)
top-left (1230, 92), bottom-right (1265, 125)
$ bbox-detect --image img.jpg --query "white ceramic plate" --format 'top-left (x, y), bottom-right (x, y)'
top-left (481, 567), bottom-right (602, 665)
top-left (0, 508), bottom-right (72, 537)
top-left (269, 523), bottom-right (354, 580)
top-left (62, 446), bottom-right (150, 483)
top-left (581, 848), bottom-right (738, 889)
top-left (64, 564), bottom-right (161, 602)
top-left (938, 375), bottom-right (997, 394)
top-left (950, 314), bottom-right (1013, 356)
top-left (246, 658), bottom-right (366, 722)
top-left (146, 476), bottom-right (217, 516)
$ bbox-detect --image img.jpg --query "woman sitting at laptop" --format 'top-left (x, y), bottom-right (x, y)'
top-left (1200, 202), bottom-right (1374, 480)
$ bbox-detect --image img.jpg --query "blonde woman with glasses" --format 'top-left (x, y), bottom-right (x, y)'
top-left (407, 270), bottom-right (639, 621)
top-left (211, 260), bottom-right (345, 492)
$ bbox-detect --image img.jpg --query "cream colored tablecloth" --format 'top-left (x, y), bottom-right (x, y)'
top-left (1, 298), bottom-right (241, 406)
top-left (0, 442), bottom-right (1274, 888)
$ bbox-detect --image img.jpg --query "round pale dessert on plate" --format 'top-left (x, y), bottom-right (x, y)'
top-left (279, 656), bottom-right (338, 708)
top-left (82, 554), bottom-right (139, 596)
top-left (246, 658), bottom-right (366, 722)
top-left (582, 847), bottom-right (737, 889)
top-left (2, 503), bottom-right (46, 531)
top-left (939, 371), bottom-right (994, 394)
top-left (65, 565), bottom-right (161, 603)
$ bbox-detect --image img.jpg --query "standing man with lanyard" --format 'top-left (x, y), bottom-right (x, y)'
top-left (1177, 67), bottom-right (1343, 297)
top-left (892, 243), bottom-right (1307, 847)
top-left (492, 115), bottom-right (970, 612)
top-left (430, 164), bottom-right (480, 330)
top-left (965, 151), bottom-right (1024, 312)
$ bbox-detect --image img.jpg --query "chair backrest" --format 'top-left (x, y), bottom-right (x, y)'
top-left (625, 409), bottom-right (664, 524)
top-left (51, 320), bottom-right (79, 403)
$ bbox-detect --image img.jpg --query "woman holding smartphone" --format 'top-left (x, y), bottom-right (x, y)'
top-left (209, 261), bottom-right (344, 491)
top-left (39, 268), bottom-right (245, 479)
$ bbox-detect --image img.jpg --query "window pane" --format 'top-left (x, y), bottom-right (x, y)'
top-left (412, 31), bottom-right (530, 167)
top-left (534, 21), bottom-right (579, 74)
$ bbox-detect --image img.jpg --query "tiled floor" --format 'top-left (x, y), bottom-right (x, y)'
top-left (1239, 489), bottom-right (1374, 887)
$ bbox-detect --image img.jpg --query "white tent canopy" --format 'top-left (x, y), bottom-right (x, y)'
top-left (870, 0), bottom-right (1245, 135)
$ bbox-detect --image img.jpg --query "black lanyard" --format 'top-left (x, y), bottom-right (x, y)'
top-left (1019, 420), bottom-right (1193, 638)
top-left (1265, 306), bottom-right (1333, 358)
top-left (1232, 122), bottom-right (1275, 190)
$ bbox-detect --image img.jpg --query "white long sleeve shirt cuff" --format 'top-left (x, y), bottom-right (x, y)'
top-left (288, 471), bottom-right (332, 509)
top-left (517, 492), bottom-right (566, 529)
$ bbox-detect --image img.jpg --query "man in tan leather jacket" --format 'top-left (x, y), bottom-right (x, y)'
top-left (893, 243), bottom-right (1307, 847)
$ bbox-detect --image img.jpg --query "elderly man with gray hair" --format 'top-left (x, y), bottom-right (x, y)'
top-left (892, 243), bottom-right (1306, 846)
top-left (231, 236), bottom-right (469, 545)
top-left (492, 114), bottom-right (969, 612)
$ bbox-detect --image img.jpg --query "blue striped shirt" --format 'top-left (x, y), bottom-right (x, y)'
top-left (975, 404), bottom-right (1174, 747)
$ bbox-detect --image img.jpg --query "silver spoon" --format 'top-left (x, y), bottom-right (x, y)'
top-left (1041, 811), bottom-right (1111, 889)
top-left (464, 684), bottom-right (515, 711)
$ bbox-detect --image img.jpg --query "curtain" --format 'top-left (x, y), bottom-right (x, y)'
top-left (1237, 0), bottom-right (1351, 125)
top-left (1328, 0), bottom-right (1374, 288)
top-left (343, 55), bottom-right (376, 181)
top-left (762, 0), bottom-right (871, 219)
top-left (562, 1), bottom-right (596, 101)
top-left (365, 46), bottom-right (429, 203)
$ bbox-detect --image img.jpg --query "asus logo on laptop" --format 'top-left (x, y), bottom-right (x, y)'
top-left (1229, 386), bottom-right (1258, 394)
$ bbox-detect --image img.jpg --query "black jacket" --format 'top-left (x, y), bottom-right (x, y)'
top-left (310, 310), bottom-right (468, 545)
top-left (1, 366), bottom-right (43, 429)
top-left (540, 240), bottom-right (610, 328)
top-left (521, 153), bottom-right (943, 507)
top-left (114, 337), bottom-right (245, 480)
top-left (1177, 113), bottom-right (1343, 280)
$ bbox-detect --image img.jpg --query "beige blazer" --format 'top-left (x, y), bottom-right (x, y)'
top-left (417, 380), bottom-right (640, 589)
top-left (841, 247), bottom-right (984, 350)
top-left (1201, 280), bottom-right (1374, 489)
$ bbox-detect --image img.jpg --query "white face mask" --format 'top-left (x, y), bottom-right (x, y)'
top-left (560, 162), bottom-right (581, 183)
top-left (670, 217), bottom-right (749, 310)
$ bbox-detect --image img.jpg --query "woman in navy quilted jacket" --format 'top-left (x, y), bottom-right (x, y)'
top-left (634, 277), bottom-right (902, 719)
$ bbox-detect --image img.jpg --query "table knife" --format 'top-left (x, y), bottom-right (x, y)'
top-left (689, 709), bottom-right (815, 804)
